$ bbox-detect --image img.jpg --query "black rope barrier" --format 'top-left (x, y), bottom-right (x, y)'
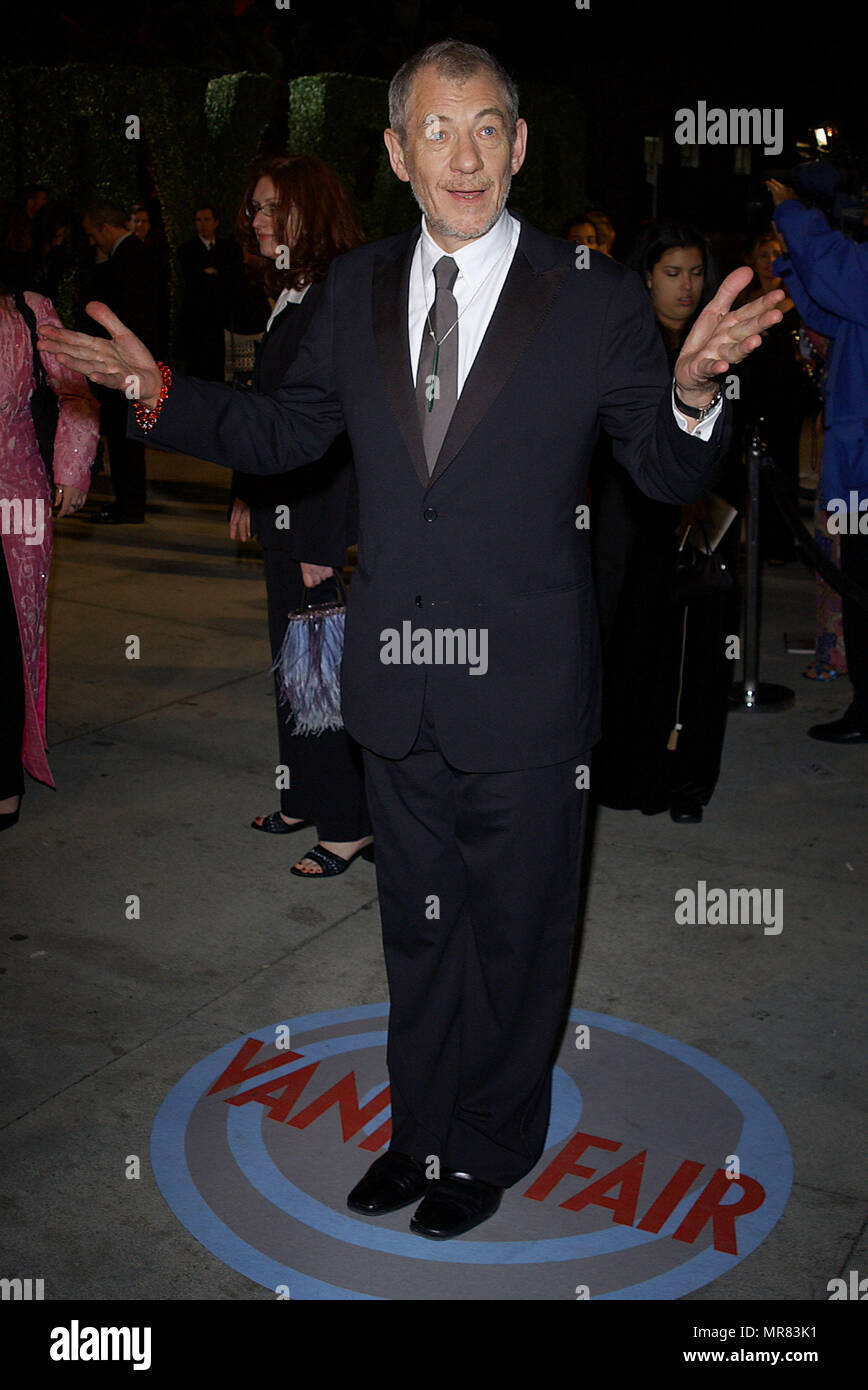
top-left (759, 453), bottom-right (868, 613)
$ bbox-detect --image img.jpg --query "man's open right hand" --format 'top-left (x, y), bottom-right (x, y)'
top-left (37, 302), bottom-right (163, 409)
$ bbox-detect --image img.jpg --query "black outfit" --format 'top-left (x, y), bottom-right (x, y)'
top-left (231, 287), bottom-right (368, 842)
top-left (362, 676), bottom-right (587, 1179)
top-left (591, 334), bottom-right (741, 815)
top-left (178, 236), bottom-right (265, 380)
top-left (133, 218), bottom-right (730, 1186)
top-left (842, 531), bottom-right (868, 721)
top-left (89, 234), bottom-right (160, 519)
top-left (32, 241), bottom-right (76, 306)
top-left (738, 305), bottom-right (811, 563)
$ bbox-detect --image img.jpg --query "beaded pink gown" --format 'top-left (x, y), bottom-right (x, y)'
top-left (0, 291), bottom-right (99, 786)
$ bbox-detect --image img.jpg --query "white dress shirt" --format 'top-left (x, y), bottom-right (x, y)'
top-left (409, 207), bottom-right (519, 396)
top-left (266, 282), bottom-right (310, 333)
top-left (408, 207), bottom-right (721, 439)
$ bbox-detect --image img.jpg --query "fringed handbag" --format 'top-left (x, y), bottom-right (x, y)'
top-left (271, 574), bottom-right (346, 735)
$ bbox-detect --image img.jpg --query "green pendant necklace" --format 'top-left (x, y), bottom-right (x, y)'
top-left (421, 237), bottom-right (514, 410)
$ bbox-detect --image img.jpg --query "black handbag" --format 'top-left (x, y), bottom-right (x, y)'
top-left (15, 290), bottom-right (58, 489)
top-left (671, 523), bottom-right (734, 605)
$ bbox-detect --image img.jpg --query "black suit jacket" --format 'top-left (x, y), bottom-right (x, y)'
top-left (178, 237), bottom-right (237, 315)
top-left (178, 236), bottom-right (267, 332)
top-left (92, 234), bottom-right (160, 355)
top-left (134, 215), bottom-right (730, 771)
top-left (231, 283), bottom-right (356, 566)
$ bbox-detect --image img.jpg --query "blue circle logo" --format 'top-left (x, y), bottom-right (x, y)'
top-left (151, 1004), bottom-right (791, 1299)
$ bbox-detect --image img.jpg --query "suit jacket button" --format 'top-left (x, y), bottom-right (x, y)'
top-left (423, 507), bottom-right (437, 522)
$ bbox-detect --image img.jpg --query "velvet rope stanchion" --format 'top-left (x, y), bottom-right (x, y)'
top-left (762, 453), bottom-right (868, 612)
top-left (730, 430), bottom-right (795, 713)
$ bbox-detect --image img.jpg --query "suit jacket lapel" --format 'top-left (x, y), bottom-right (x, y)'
top-left (372, 220), bottom-right (570, 490)
top-left (257, 290), bottom-right (317, 394)
top-left (372, 228), bottom-right (429, 488)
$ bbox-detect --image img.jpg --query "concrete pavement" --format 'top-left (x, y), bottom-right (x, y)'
top-left (1, 448), bottom-right (865, 1302)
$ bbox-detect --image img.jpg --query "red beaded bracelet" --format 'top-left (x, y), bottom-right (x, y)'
top-left (131, 361), bottom-right (173, 433)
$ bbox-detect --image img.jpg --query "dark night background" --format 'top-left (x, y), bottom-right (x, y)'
top-left (2, 0), bottom-right (862, 259)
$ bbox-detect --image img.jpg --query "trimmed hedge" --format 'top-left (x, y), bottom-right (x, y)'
top-left (510, 81), bottom-right (586, 235)
top-left (205, 72), bottom-right (277, 227)
top-left (3, 63), bottom-right (271, 351)
top-left (288, 73), bottom-right (415, 241)
top-left (287, 73), bottom-right (585, 241)
top-left (3, 64), bottom-right (586, 340)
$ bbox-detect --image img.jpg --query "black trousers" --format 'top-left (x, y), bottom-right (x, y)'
top-left (841, 531), bottom-right (868, 719)
top-left (362, 682), bottom-right (588, 1188)
top-left (0, 542), bottom-right (25, 799)
top-left (262, 542), bottom-right (370, 841)
top-left (99, 390), bottom-right (146, 519)
top-left (184, 329), bottom-right (225, 383)
top-left (591, 465), bottom-right (739, 814)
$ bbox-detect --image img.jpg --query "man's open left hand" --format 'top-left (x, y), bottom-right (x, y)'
top-left (674, 266), bottom-right (785, 405)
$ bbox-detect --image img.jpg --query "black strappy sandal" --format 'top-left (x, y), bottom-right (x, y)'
top-left (291, 843), bottom-right (375, 877)
top-left (251, 812), bottom-right (312, 835)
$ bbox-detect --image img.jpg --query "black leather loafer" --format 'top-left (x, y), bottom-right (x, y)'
top-left (347, 1151), bottom-right (427, 1215)
top-left (808, 714), bottom-right (868, 744)
top-left (670, 797), bottom-right (703, 823)
top-left (409, 1170), bottom-right (503, 1239)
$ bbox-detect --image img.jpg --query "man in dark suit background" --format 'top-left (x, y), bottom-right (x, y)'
top-left (43, 41), bottom-right (784, 1240)
top-left (178, 204), bottom-right (248, 381)
top-left (81, 202), bottom-right (160, 522)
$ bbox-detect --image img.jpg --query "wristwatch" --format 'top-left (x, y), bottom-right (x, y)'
top-left (674, 383), bottom-right (723, 422)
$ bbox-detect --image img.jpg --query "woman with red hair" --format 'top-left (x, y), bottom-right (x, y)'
top-left (229, 155), bottom-right (373, 876)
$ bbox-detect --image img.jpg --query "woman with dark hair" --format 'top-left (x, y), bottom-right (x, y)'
top-left (591, 221), bottom-right (741, 823)
top-left (228, 155), bottom-right (374, 876)
top-left (0, 279), bottom-right (99, 829)
top-left (632, 220), bottom-right (720, 349)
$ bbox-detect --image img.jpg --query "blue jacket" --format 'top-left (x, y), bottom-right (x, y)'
top-left (773, 199), bottom-right (868, 505)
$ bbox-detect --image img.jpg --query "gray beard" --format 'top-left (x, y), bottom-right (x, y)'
top-left (410, 175), bottom-right (512, 243)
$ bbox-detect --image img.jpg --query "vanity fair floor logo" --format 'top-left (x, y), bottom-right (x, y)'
top-left (150, 1005), bottom-right (791, 1300)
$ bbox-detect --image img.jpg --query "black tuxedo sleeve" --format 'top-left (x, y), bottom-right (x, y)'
top-left (114, 241), bottom-right (159, 355)
top-left (128, 267), bottom-right (345, 473)
top-left (596, 270), bottom-right (731, 505)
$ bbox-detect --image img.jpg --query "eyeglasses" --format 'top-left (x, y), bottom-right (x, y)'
top-left (249, 199), bottom-right (280, 219)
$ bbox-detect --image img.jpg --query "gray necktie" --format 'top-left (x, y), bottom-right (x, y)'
top-left (416, 255), bottom-right (459, 474)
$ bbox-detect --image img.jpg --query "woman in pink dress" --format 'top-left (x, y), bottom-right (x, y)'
top-left (0, 285), bottom-right (99, 828)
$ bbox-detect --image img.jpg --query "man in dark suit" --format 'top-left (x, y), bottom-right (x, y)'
top-left (178, 205), bottom-right (250, 381)
top-left (81, 202), bottom-right (160, 522)
top-left (43, 41), bottom-right (784, 1239)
